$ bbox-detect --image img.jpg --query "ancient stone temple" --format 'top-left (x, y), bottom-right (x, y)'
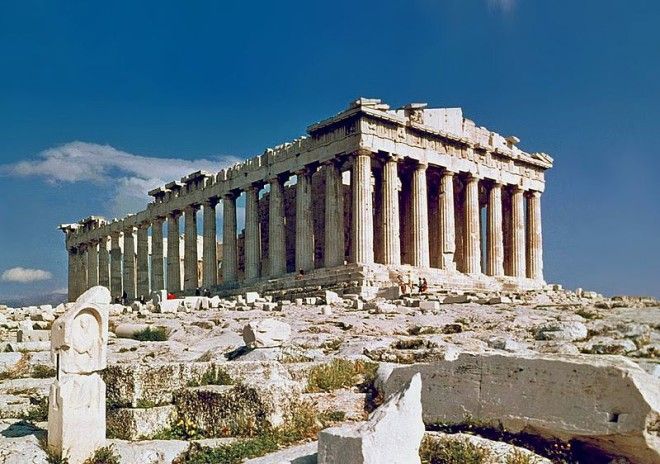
top-left (59, 98), bottom-right (553, 301)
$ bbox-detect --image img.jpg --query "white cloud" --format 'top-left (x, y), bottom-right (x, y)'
top-left (488, 0), bottom-right (516, 12)
top-left (2, 267), bottom-right (53, 283)
top-left (1, 141), bottom-right (241, 217)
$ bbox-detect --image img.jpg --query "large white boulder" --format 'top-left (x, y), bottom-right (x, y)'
top-left (535, 321), bottom-right (587, 341)
top-left (242, 319), bottom-right (292, 348)
top-left (318, 373), bottom-right (424, 464)
top-left (378, 353), bottom-right (660, 464)
top-left (75, 286), bottom-right (111, 305)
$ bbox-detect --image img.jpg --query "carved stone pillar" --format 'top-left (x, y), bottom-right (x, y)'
top-left (151, 217), bottom-right (165, 291)
top-left (382, 155), bottom-right (401, 265)
top-left (98, 238), bottom-right (110, 288)
top-left (324, 162), bottom-right (345, 267)
top-left (510, 186), bottom-right (526, 278)
top-left (411, 162), bottom-right (430, 268)
top-left (202, 199), bottom-right (218, 288)
top-left (439, 170), bottom-right (456, 270)
top-left (268, 176), bottom-right (287, 277)
top-left (487, 182), bottom-right (504, 276)
top-left (295, 168), bottom-right (314, 272)
top-left (184, 205), bottom-right (199, 291)
top-left (110, 232), bottom-right (122, 298)
top-left (122, 228), bottom-right (136, 300)
top-left (86, 241), bottom-right (98, 289)
top-left (167, 212), bottom-right (181, 293)
top-left (526, 191), bottom-right (544, 281)
top-left (67, 248), bottom-right (77, 301)
top-left (222, 193), bottom-right (238, 284)
top-left (245, 185), bottom-right (262, 281)
top-left (350, 151), bottom-right (374, 264)
top-left (464, 174), bottom-right (481, 274)
top-left (136, 223), bottom-right (150, 298)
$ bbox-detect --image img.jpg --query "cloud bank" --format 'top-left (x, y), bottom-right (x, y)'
top-left (2, 267), bottom-right (53, 283)
top-left (1, 141), bottom-right (241, 216)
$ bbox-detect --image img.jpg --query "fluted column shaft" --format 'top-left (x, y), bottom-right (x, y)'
top-left (184, 205), bottom-right (199, 291)
top-left (439, 170), bottom-right (456, 270)
top-left (136, 224), bottom-right (150, 298)
top-left (151, 218), bottom-right (165, 291)
top-left (98, 237), bottom-right (110, 288)
top-left (268, 177), bottom-right (287, 277)
top-left (526, 191), bottom-right (543, 280)
top-left (411, 163), bottom-right (430, 267)
top-left (67, 248), bottom-right (77, 301)
top-left (167, 212), bottom-right (181, 293)
top-left (295, 168), bottom-right (314, 272)
top-left (511, 186), bottom-right (526, 278)
top-left (222, 194), bottom-right (238, 284)
top-left (245, 185), bottom-right (261, 280)
top-left (351, 151), bottom-right (374, 264)
top-left (487, 183), bottom-right (504, 276)
top-left (110, 233), bottom-right (122, 298)
top-left (382, 156), bottom-right (401, 265)
top-left (202, 200), bottom-right (218, 288)
top-left (324, 162), bottom-right (345, 267)
top-left (86, 241), bottom-right (98, 289)
top-left (464, 175), bottom-right (481, 274)
top-left (123, 228), bottom-right (136, 300)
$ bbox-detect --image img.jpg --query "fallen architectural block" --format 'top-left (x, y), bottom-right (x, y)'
top-left (17, 329), bottom-right (50, 343)
top-left (318, 373), bottom-right (424, 464)
top-left (378, 353), bottom-right (660, 464)
top-left (243, 319), bottom-right (292, 348)
top-left (107, 404), bottom-right (177, 440)
top-left (75, 285), bottom-right (111, 305)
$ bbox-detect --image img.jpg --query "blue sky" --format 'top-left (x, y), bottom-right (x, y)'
top-left (0, 0), bottom-right (658, 299)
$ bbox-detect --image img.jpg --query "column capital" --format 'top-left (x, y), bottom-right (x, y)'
top-left (223, 190), bottom-right (240, 201)
top-left (466, 173), bottom-right (482, 183)
top-left (168, 210), bottom-right (182, 219)
top-left (184, 203), bottom-right (200, 213)
top-left (294, 166), bottom-right (313, 177)
top-left (152, 215), bottom-right (166, 224)
top-left (510, 184), bottom-right (525, 193)
top-left (353, 148), bottom-right (373, 158)
top-left (202, 197), bottom-right (219, 208)
top-left (245, 182), bottom-right (264, 193)
top-left (441, 168), bottom-right (457, 177)
top-left (267, 172), bottom-right (289, 184)
top-left (123, 226), bottom-right (135, 234)
top-left (527, 189), bottom-right (542, 198)
top-left (414, 160), bottom-right (429, 171)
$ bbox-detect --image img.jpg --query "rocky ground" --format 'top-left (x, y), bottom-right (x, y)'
top-left (0, 286), bottom-right (658, 463)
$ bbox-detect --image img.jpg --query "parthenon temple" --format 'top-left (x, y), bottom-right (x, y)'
top-left (59, 98), bottom-right (553, 301)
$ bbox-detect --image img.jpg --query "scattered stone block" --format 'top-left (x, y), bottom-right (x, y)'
top-left (113, 323), bottom-right (151, 339)
top-left (245, 442), bottom-right (318, 464)
top-left (107, 404), bottom-right (177, 440)
top-left (17, 329), bottom-right (50, 343)
top-left (324, 290), bottom-right (343, 305)
top-left (419, 301), bottom-right (440, 311)
top-left (243, 319), bottom-right (292, 348)
top-left (535, 321), bottom-right (587, 342)
top-left (443, 294), bottom-right (471, 304)
top-left (487, 296), bottom-right (512, 305)
top-left (245, 292), bottom-right (260, 304)
top-left (75, 285), bottom-right (111, 305)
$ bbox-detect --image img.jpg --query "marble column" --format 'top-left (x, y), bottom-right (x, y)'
top-left (438, 170), bottom-right (456, 270)
top-left (487, 182), bottom-right (504, 277)
top-left (295, 168), bottom-right (314, 272)
top-left (245, 185), bottom-right (261, 281)
top-left (268, 176), bottom-right (287, 277)
top-left (510, 186), bottom-right (526, 278)
top-left (98, 237), bottom-right (110, 288)
top-left (136, 223), bottom-right (150, 298)
top-left (202, 199), bottom-right (218, 288)
top-left (77, 247), bottom-right (88, 297)
top-left (184, 205), bottom-right (199, 291)
top-left (122, 228), bottom-right (136, 300)
top-left (222, 193), bottom-right (238, 284)
top-left (381, 155), bottom-right (401, 265)
top-left (151, 217), bottom-right (165, 291)
top-left (86, 241), bottom-right (98, 289)
top-left (350, 150), bottom-right (374, 264)
top-left (526, 191), bottom-right (544, 281)
top-left (67, 248), bottom-right (77, 301)
top-left (167, 212), bottom-right (181, 293)
top-left (324, 162), bottom-right (345, 267)
top-left (110, 232), bottom-right (122, 298)
top-left (464, 174), bottom-right (481, 274)
top-left (411, 162), bottom-right (430, 268)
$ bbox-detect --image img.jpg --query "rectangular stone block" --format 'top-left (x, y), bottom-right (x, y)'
top-left (17, 329), bottom-right (50, 343)
top-left (107, 404), bottom-right (177, 440)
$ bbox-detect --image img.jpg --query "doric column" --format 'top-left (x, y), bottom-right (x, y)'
top-left (67, 248), bottom-right (77, 301)
top-left (98, 237), bottom-right (110, 288)
top-left (510, 186), bottom-right (526, 278)
top-left (202, 199), bottom-right (218, 288)
top-left (411, 162), bottom-right (430, 267)
top-left (438, 170), bottom-right (456, 270)
top-left (151, 217), bottom-right (165, 291)
top-left (122, 227), bottom-right (136, 300)
top-left (464, 174), bottom-right (481, 274)
top-left (268, 176), bottom-right (287, 277)
top-left (222, 193), bottom-right (238, 284)
top-left (245, 184), bottom-right (262, 281)
top-left (184, 205), bottom-right (199, 291)
top-left (487, 182), bottom-right (504, 276)
top-left (86, 241), bottom-right (98, 289)
top-left (167, 212), bottom-right (181, 293)
top-left (526, 191), bottom-right (544, 281)
top-left (77, 246), bottom-right (88, 297)
top-left (381, 155), bottom-right (401, 265)
top-left (350, 150), bottom-right (374, 264)
top-left (324, 162), bottom-right (345, 267)
top-left (295, 168), bottom-right (314, 272)
top-left (136, 223), bottom-right (150, 298)
top-left (110, 232), bottom-right (122, 298)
